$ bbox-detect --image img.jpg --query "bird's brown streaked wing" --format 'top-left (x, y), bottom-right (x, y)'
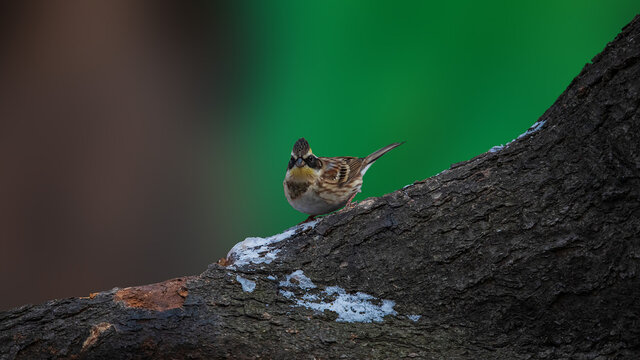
top-left (320, 157), bottom-right (364, 184)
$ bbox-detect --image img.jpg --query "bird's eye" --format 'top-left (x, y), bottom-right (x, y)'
top-left (305, 155), bottom-right (319, 168)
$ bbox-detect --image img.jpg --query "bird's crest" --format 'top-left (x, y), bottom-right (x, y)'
top-left (292, 138), bottom-right (311, 157)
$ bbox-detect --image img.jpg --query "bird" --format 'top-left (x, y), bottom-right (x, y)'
top-left (283, 138), bottom-right (403, 222)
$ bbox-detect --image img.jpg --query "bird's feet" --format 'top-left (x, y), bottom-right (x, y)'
top-left (341, 201), bottom-right (357, 211)
top-left (337, 193), bottom-right (358, 213)
top-left (298, 215), bottom-right (316, 225)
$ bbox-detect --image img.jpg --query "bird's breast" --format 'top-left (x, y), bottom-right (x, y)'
top-left (284, 181), bottom-right (310, 199)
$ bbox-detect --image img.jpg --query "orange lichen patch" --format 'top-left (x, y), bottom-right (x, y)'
top-left (349, 333), bottom-right (359, 344)
top-left (79, 292), bottom-right (100, 300)
top-left (82, 322), bottom-right (113, 351)
top-left (217, 257), bottom-right (231, 266)
top-left (113, 277), bottom-right (195, 311)
top-left (178, 287), bottom-right (188, 298)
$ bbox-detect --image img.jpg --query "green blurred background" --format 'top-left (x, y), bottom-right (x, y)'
top-left (227, 1), bottom-right (638, 243)
top-left (0, 1), bottom-right (637, 309)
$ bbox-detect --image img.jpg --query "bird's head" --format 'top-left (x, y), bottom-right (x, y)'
top-left (287, 138), bottom-right (322, 179)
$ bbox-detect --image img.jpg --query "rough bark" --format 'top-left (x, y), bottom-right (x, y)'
top-left (2, 15), bottom-right (640, 360)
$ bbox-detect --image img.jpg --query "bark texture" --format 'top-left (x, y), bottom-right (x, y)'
top-left (2, 15), bottom-right (640, 360)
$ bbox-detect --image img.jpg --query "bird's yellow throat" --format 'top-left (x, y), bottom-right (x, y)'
top-left (289, 166), bottom-right (317, 180)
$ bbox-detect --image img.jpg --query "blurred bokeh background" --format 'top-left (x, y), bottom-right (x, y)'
top-left (0, 1), bottom-right (637, 310)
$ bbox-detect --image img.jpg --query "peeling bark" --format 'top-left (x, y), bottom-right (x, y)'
top-left (2, 15), bottom-right (640, 360)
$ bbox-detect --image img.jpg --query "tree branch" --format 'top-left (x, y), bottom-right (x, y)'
top-left (2, 15), bottom-right (640, 360)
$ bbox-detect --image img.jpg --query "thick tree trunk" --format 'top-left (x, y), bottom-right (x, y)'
top-left (2, 15), bottom-right (640, 360)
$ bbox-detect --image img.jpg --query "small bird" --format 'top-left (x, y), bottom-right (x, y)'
top-left (284, 138), bottom-right (403, 222)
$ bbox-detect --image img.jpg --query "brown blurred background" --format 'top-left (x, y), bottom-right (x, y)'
top-left (0, 1), bottom-right (234, 309)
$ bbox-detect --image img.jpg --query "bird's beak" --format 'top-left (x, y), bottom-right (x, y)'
top-left (295, 158), bottom-right (305, 167)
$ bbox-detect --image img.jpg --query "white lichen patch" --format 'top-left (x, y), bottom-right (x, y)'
top-left (488, 119), bottom-right (547, 153)
top-left (407, 314), bottom-right (422, 322)
top-left (227, 220), bottom-right (318, 268)
top-left (517, 119), bottom-right (546, 139)
top-left (280, 270), bottom-right (316, 289)
top-left (279, 270), bottom-right (397, 323)
top-left (236, 275), bottom-right (256, 293)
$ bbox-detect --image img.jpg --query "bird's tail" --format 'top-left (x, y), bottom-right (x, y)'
top-left (361, 142), bottom-right (404, 175)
